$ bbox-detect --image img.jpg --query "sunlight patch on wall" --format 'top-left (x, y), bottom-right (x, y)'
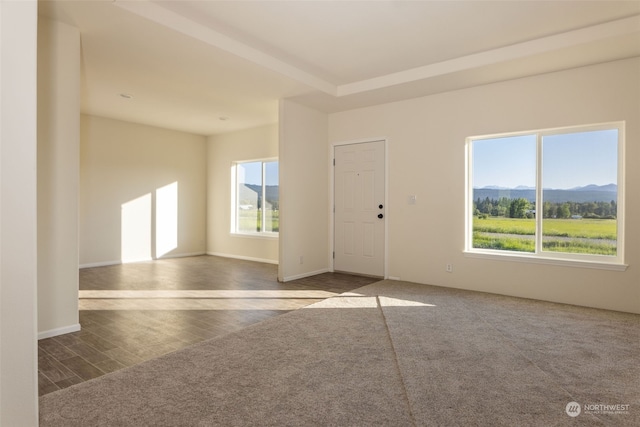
top-left (121, 193), bottom-right (152, 263)
top-left (121, 181), bottom-right (179, 263)
top-left (156, 181), bottom-right (178, 257)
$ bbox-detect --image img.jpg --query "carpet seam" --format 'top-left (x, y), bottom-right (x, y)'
top-left (376, 295), bottom-right (418, 427)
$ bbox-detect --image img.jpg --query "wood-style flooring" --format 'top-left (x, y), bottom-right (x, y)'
top-left (38, 255), bottom-right (378, 396)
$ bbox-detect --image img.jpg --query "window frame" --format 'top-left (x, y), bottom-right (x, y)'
top-left (230, 158), bottom-right (279, 238)
top-left (464, 122), bottom-right (626, 271)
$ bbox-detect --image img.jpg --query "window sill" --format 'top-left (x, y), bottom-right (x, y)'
top-left (463, 250), bottom-right (627, 271)
top-left (230, 232), bottom-right (279, 240)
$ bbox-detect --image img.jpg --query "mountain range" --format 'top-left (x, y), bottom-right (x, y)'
top-left (239, 184), bottom-right (279, 206)
top-left (473, 184), bottom-right (617, 203)
top-left (478, 184), bottom-right (616, 191)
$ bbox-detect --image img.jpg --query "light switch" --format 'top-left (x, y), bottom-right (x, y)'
top-left (408, 195), bottom-right (417, 205)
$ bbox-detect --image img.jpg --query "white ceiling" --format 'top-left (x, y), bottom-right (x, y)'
top-left (39, 0), bottom-right (640, 136)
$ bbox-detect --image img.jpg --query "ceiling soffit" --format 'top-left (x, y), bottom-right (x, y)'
top-left (116, 1), bottom-right (640, 99)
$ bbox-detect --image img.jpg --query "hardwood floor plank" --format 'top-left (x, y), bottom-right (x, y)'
top-left (38, 372), bottom-right (60, 396)
top-left (102, 347), bottom-right (146, 367)
top-left (39, 339), bottom-right (76, 361)
top-left (54, 375), bottom-right (84, 391)
top-left (38, 351), bottom-right (78, 383)
top-left (94, 359), bottom-right (127, 374)
top-left (65, 342), bottom-right (112, 365)
top-left (59, 356), bottom-right (105, 381)
top-left (76, 330), bottom-right (119, 352)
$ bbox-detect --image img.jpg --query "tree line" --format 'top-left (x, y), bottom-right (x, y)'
top-left (474, 197), bottom-right (617, 219)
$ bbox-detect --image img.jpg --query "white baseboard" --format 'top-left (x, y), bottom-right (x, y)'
top-left (38, 323), bottom-right (81, 340)
top-left (80, 252), bottom-right (207, 269)
top-left (157, 251), bottom-right (206, 260)
top-left (282, 268), bottom-right (330, 282)
top-left (388, 276), bottom-right (401, 281)
top-left (206, 252), bottom-right (279, 265)
top-left (80, 260), bottom-right (122, 269)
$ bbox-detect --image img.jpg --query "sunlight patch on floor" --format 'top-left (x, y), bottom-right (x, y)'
top-left (307, 294), bottom-right (436, 309)
top-left (78, 289), bottom-right (338, 311)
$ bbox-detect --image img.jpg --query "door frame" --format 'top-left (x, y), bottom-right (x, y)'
top-left (329, 137), bottom-right (389, 278)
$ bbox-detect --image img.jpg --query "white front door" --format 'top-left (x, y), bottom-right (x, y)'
top-left (334, 140), bottom-right (385, 277)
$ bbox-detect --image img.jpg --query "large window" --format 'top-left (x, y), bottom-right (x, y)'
top-left (466, 123), bottom-right (624, 267)
top-left (232, 159), bottom-right (279, 235)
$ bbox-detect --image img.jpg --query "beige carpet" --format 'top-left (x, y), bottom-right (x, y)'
top-left (40, 280), bottom-right (639, 426)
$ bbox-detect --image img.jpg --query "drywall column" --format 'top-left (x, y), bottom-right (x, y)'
top-left (37, 18), bottom-right (81, 338)
top-left (278, 100), bottom-right (329, 281)
top-left (0, 0), bottom-right (39, 424)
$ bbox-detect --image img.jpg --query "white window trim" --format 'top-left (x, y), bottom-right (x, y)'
top-left (230, 232), bottom-right (279, 240)
top-left (464, 122), bottom-right (626, 270)
top-left (230, 157), bottom-right (279, 238)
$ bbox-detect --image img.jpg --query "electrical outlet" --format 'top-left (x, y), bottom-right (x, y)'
top-left (299, 256), bottom-right (304, 265)
top-left (446, 264), bottom-right (453, 273)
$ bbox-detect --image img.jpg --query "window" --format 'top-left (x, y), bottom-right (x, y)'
top-left (231, 159), bottom-right (279, 235)
top-left (466, 123), bottom-right (624, 267)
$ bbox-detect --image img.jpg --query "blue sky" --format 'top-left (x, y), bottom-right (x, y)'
top-left (238, 161), bottom-right (279, 186)
top-left (472, 129), bottom-right (618, 189)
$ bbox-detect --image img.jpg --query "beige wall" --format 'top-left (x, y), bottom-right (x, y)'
top-left (37, 18), bottom-right (81, 338)
top-left (279, 100), bottom-right (329, 281)
top-left (207, 124), bottom-right (279, 263)
top-left (0, 0), bottom-right (39, 424)
top-left (80, 115), bottom-right (207, 266)
top-left (329, 58), bottom-right (640, 314)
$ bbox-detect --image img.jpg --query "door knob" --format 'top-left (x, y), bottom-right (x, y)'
top-left (378, 213), bottom-right (384, 219)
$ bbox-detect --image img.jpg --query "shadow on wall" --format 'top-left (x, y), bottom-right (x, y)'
top-left (121, 181), bottom-right (178, 263)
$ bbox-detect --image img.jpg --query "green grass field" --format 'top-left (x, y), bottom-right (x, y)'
top-left (473, 217), bottom-right (616, 255)
top-left (238, 210), bottom-right (279, 233)
top-left (473, 217), bottom-right (535, 236)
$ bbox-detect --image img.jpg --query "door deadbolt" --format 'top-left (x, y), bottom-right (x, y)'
top-left (378, 204), bottom-right (384, 209)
